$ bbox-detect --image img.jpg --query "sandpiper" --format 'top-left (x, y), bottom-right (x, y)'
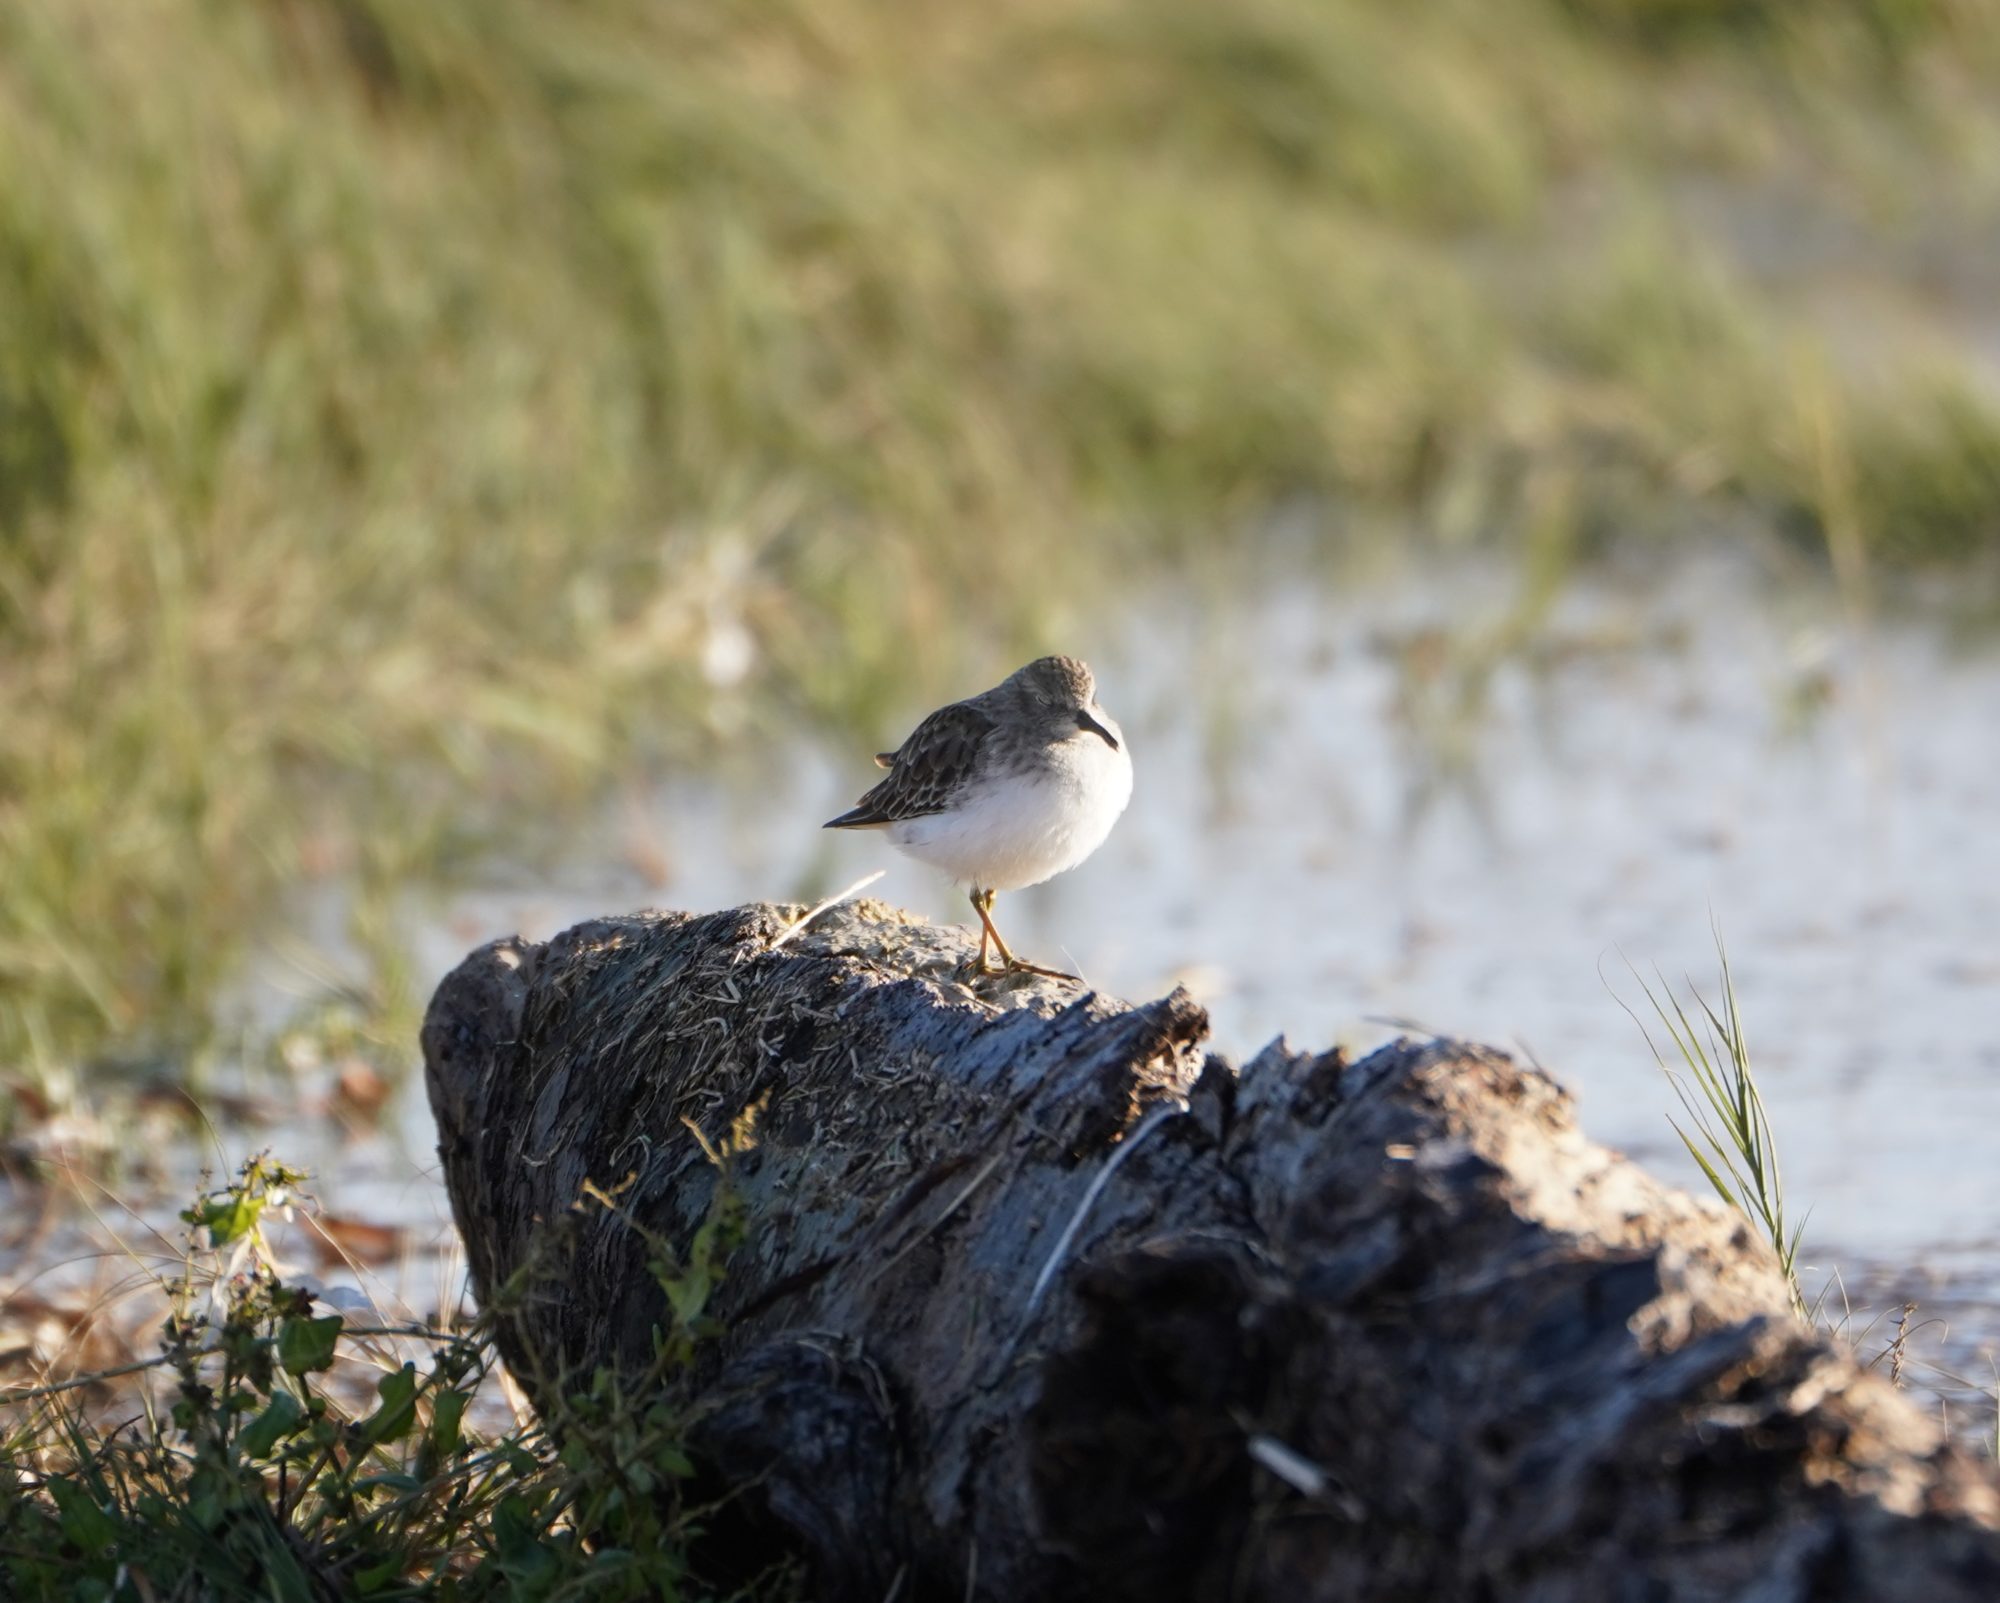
top-left (824, 656), bottom-right (1133, 976)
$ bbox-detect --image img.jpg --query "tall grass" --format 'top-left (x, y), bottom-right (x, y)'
top-left (4, 0), bottom-right (2000, 1094)
top-left (1620, 934), bottom-right (1808, 1317)
top-left (1621, 934), bottom-right (2000, 1441)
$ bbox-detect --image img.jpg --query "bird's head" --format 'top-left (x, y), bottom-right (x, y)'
top-left (1009, 655), bottom-right (1121, 751)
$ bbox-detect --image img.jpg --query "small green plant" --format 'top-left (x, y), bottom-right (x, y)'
top-left (0, 1141), bottom-right (774, 1601)
top-left (1618, 939), bottom-right (2000, 1444)
top-left (1617, 930), bottom-right (1808, 1318)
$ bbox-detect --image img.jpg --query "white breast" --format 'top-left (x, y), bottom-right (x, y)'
top-left (887, 719), bottom-right (1132, 892)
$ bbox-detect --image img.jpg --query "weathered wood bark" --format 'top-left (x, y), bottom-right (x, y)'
top-left (423, 900), bottom-right (2000, 1601)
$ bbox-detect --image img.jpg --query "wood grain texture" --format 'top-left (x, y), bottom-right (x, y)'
top-left (423, 898), bottom-right (2000, 1602)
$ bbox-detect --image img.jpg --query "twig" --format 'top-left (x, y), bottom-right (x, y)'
top-left (1362, 1014), bottom-right (1454, 1040)
top-left (0, 1324), bottom-right (465, 1405)
top-left (1022, 1100), bottom-right (1182, 1322)
top-left (766, 871), bottom-right (887, 953)
top-left (877, 1150), bottom-right (1007, 1279)
top-left (1246, 1432), bottom-right (1326, 1497)
top-left (1889, 1301), bottom-right (1918, 1387)
top-left (1243, 1431), bottom-right (1365, 1520)
top-left (0, 1353), bottom-right (178, 1404)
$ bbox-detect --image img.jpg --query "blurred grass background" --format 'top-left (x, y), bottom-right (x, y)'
top-left (3, 0), bottom-right (1999, 1099)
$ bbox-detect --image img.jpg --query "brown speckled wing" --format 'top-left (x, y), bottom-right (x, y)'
top-left (824, 701), bottom-right (995, 827)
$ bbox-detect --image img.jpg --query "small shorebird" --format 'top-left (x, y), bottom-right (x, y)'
top-left (824, 656), bottom-right (1132, 976)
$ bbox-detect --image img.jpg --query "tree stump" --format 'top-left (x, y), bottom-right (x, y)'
top-left (422, 899), bottom-right (2000, 1601)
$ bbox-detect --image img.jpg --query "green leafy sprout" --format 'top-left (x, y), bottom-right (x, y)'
top-left (0, 1129), bottom-right (778, 1602)
top-left (1617, 930), bottom-right (1808, 1319)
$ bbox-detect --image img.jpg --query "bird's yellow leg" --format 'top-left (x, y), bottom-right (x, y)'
top-left (977, 890), bottom-right (1072, 980)
top-left (968, 888), bottom-right (994, 972)
top-left (975, 889), bottom-right (1015, 969)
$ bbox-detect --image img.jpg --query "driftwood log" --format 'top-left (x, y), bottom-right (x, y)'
top-left (422, 900), bottom-right (2000, 1601)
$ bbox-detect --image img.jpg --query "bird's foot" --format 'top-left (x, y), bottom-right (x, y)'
top-left (959, 954), bottom-right (1075, 982)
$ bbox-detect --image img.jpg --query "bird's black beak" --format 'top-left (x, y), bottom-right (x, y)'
top-left (1075, 709), bottom-right (1119, 750)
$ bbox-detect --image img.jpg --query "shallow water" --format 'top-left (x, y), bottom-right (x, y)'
top-left (438, 559), bottom-right (1997, 1236)
top-left (12, 552), bottom-right (1995, 1437)
top-left (406, 550), bottom-right (2000, 1423)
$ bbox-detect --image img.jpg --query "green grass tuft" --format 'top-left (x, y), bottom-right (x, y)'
top-left (1619, 929), bottom-right (1809, 1318)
